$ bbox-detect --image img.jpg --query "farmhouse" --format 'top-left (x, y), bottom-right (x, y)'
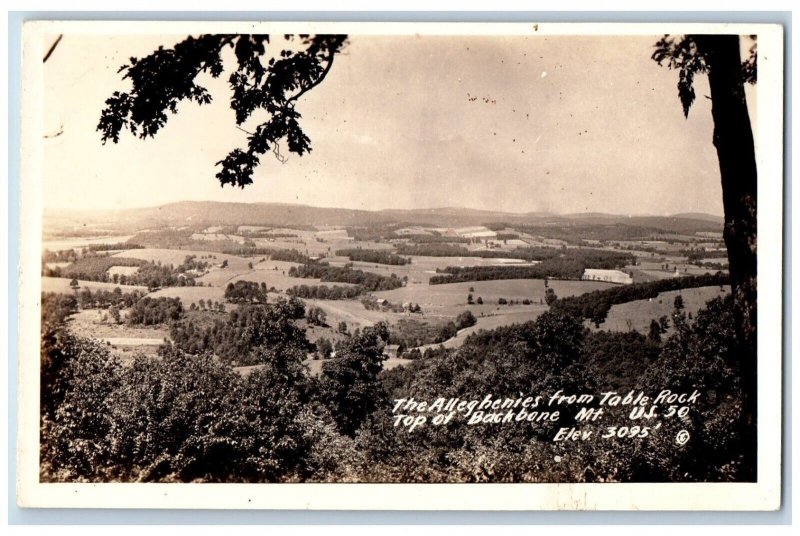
top-left (581, 269), bottom-right (633, 285)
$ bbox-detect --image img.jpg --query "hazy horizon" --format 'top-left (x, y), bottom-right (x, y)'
top-left (42, 33), bottom-right (755, 216)
top-left (43, 198), bottom-right (725, 219)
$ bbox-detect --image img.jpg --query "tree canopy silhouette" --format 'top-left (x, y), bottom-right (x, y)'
top-left (653, 33), bottom-right (758, 479)
top-left (98, 34), bottom-right (348, 188)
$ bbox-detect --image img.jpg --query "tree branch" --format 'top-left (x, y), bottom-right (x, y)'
top-left (287, 48), bottom-right (337, 104)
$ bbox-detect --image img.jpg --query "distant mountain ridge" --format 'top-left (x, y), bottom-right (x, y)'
top-left (44, 201), bottom-right (724, 233)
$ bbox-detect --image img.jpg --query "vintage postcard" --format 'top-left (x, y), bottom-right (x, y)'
top-left (16, 20), bottom-right (784, 510)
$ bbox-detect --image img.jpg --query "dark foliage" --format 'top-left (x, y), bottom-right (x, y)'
top-left (170, 299), bottom-right (310, 365)
top-left (428, 249), bottom-right (633, 284)
top-left (224, 280), bottom-right (268, 304)
top-left (223, 247), bottom-right (312, 264)
top-left (335, 248), bottom-right (410, 266)
top-left (42, 288), bottom-right (749, 482)
top-left (320, 323), bottom-right (390, 436)
top-left (455, 310), bottom-right (477, 330)
top-left (126, 297), bottom-right (184, 326)
top-left (127, 229), bottom-right (197, 248)
top-left (99, 34), bottom-right (348, 187)
top-left (289, 263), bottom-right (403, 291)
top-left (74, 287), bottom-right (146, 310)
top-left (550, 272), bottom-right (729, 325)
top-left (58, 256), bottom-right (201, 289)
top-left (287, 284), bottom-right (363, 300)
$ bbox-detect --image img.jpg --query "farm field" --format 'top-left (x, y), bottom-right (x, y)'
top-left (67, 309), bottom-right (168, 359)
top-left (148, 285), bottom-right (227, 307)
top-left (301, 298), bottom-right (409, 331)
top-left (41, 276), bottom-right (148, 294)
top-left (596, 285), bottom-right (730, 333)
top-left (42, 234), bottom-right (135, 252)
top-left (251, 237), bottom-right (333, 256)
top-left (327, 255), bottom-right (542, 284)
top-left (374, 279), bottom-right (615, 317)
top-left (68, 309), bottom-right (169, 339)
top-left (420, 309), bottom-right (548, 351)
top-left (107, 265), bottom-right (140, 277)
top-left (42, 205), bottom-right (732, 373)
top-left (113, 248), bottom-right (244, 268)
top-left (225, 259), bottom-right (354, 291)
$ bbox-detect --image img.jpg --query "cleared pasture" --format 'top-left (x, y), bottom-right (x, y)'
top-left (68, 309), bottom-right (169, 340)
top-left (596, 285), bottom-right (730, 333)
top-left (41, 276), bottom-right (148, 294)
top-left (301, 299), bottom-right (408, 331)
top-left (107, 265), bottom-right (140, 277)
top-left (419, 309), bottom-right (548, 350)
top-left (196, 267), bottom-right (254, 287)
top-left (327, 255), bottom-right (542, 285)
top-left (113, 248), bottom-right (249, 269)
top-left (252, 238), bottom-right (331, 255)
top-left (42, 235), bottom-right (135, 252)
top-left (374, 279), bottom-right (614, 317)
top-left (225, 259), bottom-right (349, 291)
top-left (148, 285), bottom-right (227, 306)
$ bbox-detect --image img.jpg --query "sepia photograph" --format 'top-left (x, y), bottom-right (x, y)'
top-left (16, 20), bottom-right (784, 510)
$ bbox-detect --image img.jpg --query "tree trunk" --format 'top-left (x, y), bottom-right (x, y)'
top-left (695, 34), bottom-right (758, 479)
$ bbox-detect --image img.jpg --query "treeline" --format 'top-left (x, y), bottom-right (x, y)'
top-left (387, 312), bottom-right (475, 349)
top-left (267, 248), bottom-right (314, 264)
top-left (126, 229), bottom-right (197, 248)
top-left (223, 247), bottom-right (312, 264)
top-left (400, 235), bottom-right (471, 244)
top-left (126, 297), bottom-right (184, 326)
top-left (224, 281), bottom-right (268, 304)
top-left (495, 233), bottom-right (519, 240)
top-left (683, 248), bottom-right (729, 262)
top-left (346, 227), bottom-right (399, 241)
top-left (396, 243), bottom-right (633, 265)
top-left (287, 284), bottom-right (363, 300)
top-left (41, 284), bottom-right (751, 482)
top-left (49, 256), bottom-right (143, 279)
top-left (495, 223), bottom-right (673, 243)
top-left (42, 244), bottom-right (146, 266)
top-left (428, 250), bottom-right (635, 284)
top-left (176, 255), bottom-right (210, 273)
top-left (361, 297), bottom-right (421, 313)
top-left (550, 272), bottom-right (730, 326)
top-left (335, 248), bottom-right (410, 266)
top-left (239, 230), bottom-right (298, 238)
top-left (54, 256), bottom-right (203, 289)
top-left (43, 250), bottom-right (80, 263)
top-left (85, 243), bottom-right (145, 252)
top-left (169, 299), bottom-right (309, 365)
top-left (288, 263), bottom-right (403, 291)
top-left (74, 287), bottom-right (147, 310)
top-left (374, 295), bottom-right (746, 482)
top-left (41, 288), bottom-right (149, 329)
top-left (429, 262), bottom-right (576, 284)
top-left (41, 318), bottom-right (397, 483)
top-left (42, 293), bottom-right (78, 327)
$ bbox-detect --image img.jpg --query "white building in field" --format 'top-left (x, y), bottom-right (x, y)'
top-left (581, 269), bottom-right (633, 285)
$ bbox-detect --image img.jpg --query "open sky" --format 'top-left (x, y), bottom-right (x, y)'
top-left (41, 32), bottom-right (756, 216)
